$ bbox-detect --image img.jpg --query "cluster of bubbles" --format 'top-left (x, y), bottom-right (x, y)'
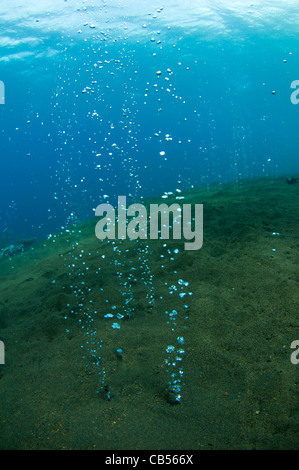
top-left (162, 246), bottom-right (192, 403)
top-left (45, 4), bottom-right (197, 403)
top-left (60, 223), bottom-right (108, 396)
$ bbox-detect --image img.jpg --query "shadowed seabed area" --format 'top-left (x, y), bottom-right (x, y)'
top-left (0, 176), bottom-right (298, 450)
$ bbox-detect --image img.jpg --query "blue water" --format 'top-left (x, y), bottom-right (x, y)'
top-left (0, 0), bottom-right (298, 244)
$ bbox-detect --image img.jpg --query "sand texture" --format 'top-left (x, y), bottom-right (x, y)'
top-left (0, 176), bottom-right (298, 450)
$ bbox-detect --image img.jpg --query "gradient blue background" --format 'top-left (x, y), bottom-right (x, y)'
top-left (0, 1), bottom-right (298, 242)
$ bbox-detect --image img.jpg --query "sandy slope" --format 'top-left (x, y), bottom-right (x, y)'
top-left (0, 176), bottom-right (298, 449)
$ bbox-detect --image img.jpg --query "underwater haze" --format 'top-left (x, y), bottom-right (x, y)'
top-left (0, 0), bottom-right (299, 241)
top-left (0, 0), bottom-right (298, 451)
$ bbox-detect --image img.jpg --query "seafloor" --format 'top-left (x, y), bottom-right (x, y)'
top-left (0, 175), bottom-right (298, 450)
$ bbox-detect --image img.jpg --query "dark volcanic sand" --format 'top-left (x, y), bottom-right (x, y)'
top-left (0, 176), bottom-right (298, 450)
